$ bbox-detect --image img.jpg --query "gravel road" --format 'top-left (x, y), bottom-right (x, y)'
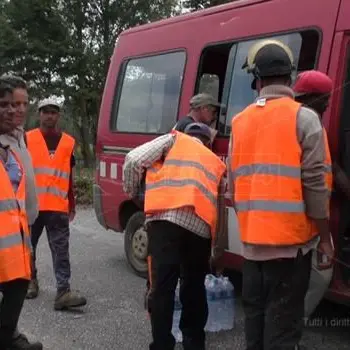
top-left (17, 208), bottom-right (350, 349)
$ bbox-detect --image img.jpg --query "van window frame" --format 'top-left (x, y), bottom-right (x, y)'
top-left (194, 26), bottom-right (323, 138)
top-left (109, 49), bottom-right (187, 135)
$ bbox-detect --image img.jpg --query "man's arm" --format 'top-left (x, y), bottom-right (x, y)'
top-left (226, 133), bottom-right (234, 204)
top-left (214, 176), bottom-right (228, 250)
top-left (68, 153), bottom-right (76, 216)
top-left (297, 106), bottom-right (331, 243)
top-left (122, 134), bottom-right (175, 198)
top-left (211, 176), bottom-right (227, 269)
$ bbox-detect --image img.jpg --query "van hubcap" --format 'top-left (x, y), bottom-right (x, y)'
top-left (132, 226), bottom-right (148, 260)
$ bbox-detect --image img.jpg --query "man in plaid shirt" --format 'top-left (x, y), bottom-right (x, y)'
top-left (123, 123), bottom-right (227, 350)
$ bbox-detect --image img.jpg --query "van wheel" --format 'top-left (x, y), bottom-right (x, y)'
top-left (124, 211), bottom-right (148, 279)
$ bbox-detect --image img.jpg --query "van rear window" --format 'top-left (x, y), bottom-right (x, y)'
top-left (112, 51), bottom-right (186, 134)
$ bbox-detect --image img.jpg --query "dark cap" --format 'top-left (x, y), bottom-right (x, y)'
top-left (189, 93), bottom-right (221, 109)
top-left (242, 39), bottom-right (295, 89)
top-left (184, 122), bottom-right (212, 141)
top-left (294, 70), bottom-right (333, 97)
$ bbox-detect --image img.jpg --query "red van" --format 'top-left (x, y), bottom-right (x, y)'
top-left (94, 0), bottom-right (350, 314)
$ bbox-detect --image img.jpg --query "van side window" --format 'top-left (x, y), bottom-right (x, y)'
top-left (221, 30), bottom-right (319, 135)
top-left (112, 51), bottom-right (186, 134)
top-left (195, 43), bottom-right (233, 133)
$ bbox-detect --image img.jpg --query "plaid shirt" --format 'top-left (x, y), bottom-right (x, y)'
top-left (122, 133), bottom-right (212, 239)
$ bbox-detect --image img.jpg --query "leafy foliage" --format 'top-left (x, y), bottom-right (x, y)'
top-left (182, 0), bottom-right (234, 11)
top-left (74, 168), bottom-right (94, 205)
top-left (0, 0), bottom-right (231, 168)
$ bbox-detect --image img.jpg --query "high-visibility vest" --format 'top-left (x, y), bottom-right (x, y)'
top-left (26, 128), bottom-right (75, 213)
top-left (144, 131), bottom-right (226, 238)
top-left (0, 150), bottom-right (31, 283)
top-left (230, 97), bottom-right (332, 246)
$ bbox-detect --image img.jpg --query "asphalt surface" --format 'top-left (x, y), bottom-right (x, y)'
top-left (19, 208), bottom-right (350, 349)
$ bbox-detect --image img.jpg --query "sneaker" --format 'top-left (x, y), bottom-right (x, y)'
top-left (54, 289), bottom-right (87, 310)
top-left (10, 333), bottom-right (43, 350)
top-left (26, 279), bottom-right (39, 299)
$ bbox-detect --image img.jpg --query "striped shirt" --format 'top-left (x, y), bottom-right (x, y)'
top-left (123, 133), bottom-right (216, 239)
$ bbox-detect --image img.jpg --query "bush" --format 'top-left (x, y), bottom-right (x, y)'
top-left (74, 168), bottom-right (93, 206)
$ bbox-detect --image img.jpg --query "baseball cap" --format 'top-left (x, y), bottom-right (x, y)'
top-left (38, 98), bottom-right (61, 111)
top-left (189, 93), bottom-right (221, 109)
top-left (293, 70), bottom-right (333, 96)
top-left (184, 122), bottom-right (212, 141)
top-left (243, 39), bottom-right (295, 89)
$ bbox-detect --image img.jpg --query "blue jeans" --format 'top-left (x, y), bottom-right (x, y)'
top-left (31, 211), bottom-right (71, 292)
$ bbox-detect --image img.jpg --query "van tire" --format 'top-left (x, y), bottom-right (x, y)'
top-left (124, 211), bottom-right (148, 279)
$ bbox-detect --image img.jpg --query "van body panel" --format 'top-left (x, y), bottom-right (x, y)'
top-left (336, 0), bottom-right (350, 32)
top-left (95, 0), bottom-right (350, 303)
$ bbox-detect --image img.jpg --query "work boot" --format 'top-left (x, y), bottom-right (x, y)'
top-left (10, 333), bottom-right (43, 350)
top-left (26, 279), bottom-right (39, 299)
top-left (54, 289), bottom-right (87, 310)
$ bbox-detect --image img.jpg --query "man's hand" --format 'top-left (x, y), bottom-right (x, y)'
top-left (209, 246), bottom-right (225, 275)
top-left (316, 238), bottom-right (334, 270)
top-left (69, 209), bottom-right (76, 222)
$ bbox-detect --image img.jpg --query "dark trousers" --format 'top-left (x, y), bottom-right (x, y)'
top-left (147, 220), bottom-right (211, 350)
top-left (0, 279), bottom-right (29, 348)
top-left (31, 211), bottom-right (71, 292)
top-left (242, 250), bottom-right (312, 350)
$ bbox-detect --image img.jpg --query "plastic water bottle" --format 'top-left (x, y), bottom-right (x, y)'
top-left (205, 275), bottom-right (223, 332)
top-left (204, 275), bottom-right (214, 331)
top-left (205, 275), bottom-right (235, 332)
top-left (172, 281), bottom-right (182, 342)
top-left (221, 277), bottom-right (235, 330)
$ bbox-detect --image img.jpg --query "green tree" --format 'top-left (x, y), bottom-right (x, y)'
top-left (0, 0), bottom-right (177, 167)
top-left (183, 0), bottom-right (233, 11)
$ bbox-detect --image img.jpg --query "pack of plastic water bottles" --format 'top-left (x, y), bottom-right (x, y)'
top-left (171, 274), bottom-right (235, 343)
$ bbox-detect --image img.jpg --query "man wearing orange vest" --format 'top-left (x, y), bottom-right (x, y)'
top-left (25, 98), bottom-right (86, 311)
top-left (0, 81), bottom-right (42, 349)
top-left (228, 40), bottom-right (334, 350)
top-left (123, 123), bottom-right (226, 350)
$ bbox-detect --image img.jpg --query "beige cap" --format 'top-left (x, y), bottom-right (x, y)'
top-left (38, 98), bottom-right (61, 111)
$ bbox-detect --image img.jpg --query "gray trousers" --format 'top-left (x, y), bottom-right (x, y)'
top-left (242, 249), bottom-right (312, 350)
top-left (31, 211), bottom-right (71, 292)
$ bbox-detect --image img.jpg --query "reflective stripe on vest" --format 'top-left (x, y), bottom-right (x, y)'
top-left (0, 199), bottom-right (25, 212)
top-left (0, 231), bottom-right (31, 250)
top-left (34, 167), bottom-right (70, 179)
top-left (230, 97), bottom-right (331, 246)
top-left (0, 150), bottom-right (31, 283)
top-left (26, 128), bottom-right (75, 213)
top-left (144, 132), bottom-right (226, 237)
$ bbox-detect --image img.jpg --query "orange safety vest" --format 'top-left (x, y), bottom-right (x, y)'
top-left (0, 150), bottom-right (31, 283)
top-left (230, 97), bottom-right (332, 246)
top-left (26, 128), bottom-right (75, 213)
top-left (144, 131), bottom-right (226, 237)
